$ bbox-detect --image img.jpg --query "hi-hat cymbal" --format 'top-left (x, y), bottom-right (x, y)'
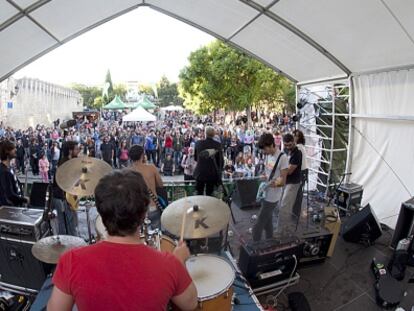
top-left (32, 235), bottom-right (87, 264)
top-left (161, 196), bottom-right (230, 239)
top-left (56, 157), bottom-right (112, 196)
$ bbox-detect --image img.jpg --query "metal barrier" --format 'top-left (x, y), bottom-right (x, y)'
top-left (163, 180), bottom-right (237, 202)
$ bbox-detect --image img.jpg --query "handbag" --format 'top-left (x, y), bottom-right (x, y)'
top-left (256, 152), bottom-right (283, 202)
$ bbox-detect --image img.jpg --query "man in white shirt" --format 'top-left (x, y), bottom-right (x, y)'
top-left (253, 133), bottom-right (288, 241)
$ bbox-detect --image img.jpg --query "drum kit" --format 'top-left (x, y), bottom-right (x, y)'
top-left (31, 157), bottom-right (236, 310)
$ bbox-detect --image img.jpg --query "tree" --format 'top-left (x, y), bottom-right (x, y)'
top-left (113, 84), bottom-right (127, 101)
top-left (157, 75), bottom-right (183, 107)
top-left (70, 83), bottom-right (101, 108)
top-left (139, 84), bottom-right (155, 97)
top-left (179, 40), bottom-right (295, 120)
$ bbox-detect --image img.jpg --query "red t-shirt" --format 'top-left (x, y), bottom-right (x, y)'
top-left (52, 241), bottom-right (192, 311)
top-left (165, 136), bottom-right (173, 148)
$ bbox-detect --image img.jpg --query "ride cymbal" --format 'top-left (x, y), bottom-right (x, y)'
top-left (56, 157), bottom-right (112, 196)
top-left (161, 195), bottom-right (230, 239)
top-left (32, 235), bottom-right (87, 264)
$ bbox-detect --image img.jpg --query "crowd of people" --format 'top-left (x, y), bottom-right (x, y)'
top-left (0, 110), bottom-right (296, 183)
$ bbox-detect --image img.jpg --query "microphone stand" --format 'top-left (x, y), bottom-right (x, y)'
top-left (43, 180), bottom-right (55, 236)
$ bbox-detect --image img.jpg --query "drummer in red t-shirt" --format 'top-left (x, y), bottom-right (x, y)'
top-left (47, 170), bottom-right (197, 311)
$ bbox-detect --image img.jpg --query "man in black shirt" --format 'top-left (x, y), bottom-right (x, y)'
top-left (0, 140), bottom-right (28, 206)
top-left (193, 127), bottom-right (224, 196)
top-left (280, 133), bottom-right (302, 218)
top-left (16, 139), bottom-right (25, 173)
top-left (100, 136), bottom-right (114, 167)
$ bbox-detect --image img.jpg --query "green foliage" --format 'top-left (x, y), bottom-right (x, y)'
top-left (93, 96), bottom-right (105, 108)
top-left (113, 84), bottom-right (127, 100)
top-left (179, 40), bottom-right (294, 115)
top-left (157, 75), bottom-right (183, 107)
top-left (139, 84), bottom-right (155, 97)
top-left (70, 83), bottom-right (101, 108)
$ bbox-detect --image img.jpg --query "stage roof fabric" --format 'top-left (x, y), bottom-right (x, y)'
top-left (1, 0), bottom-right (414, 84)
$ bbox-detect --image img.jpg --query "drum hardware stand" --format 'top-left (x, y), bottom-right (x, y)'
top-left (83, 199), bottom-right (95, 244)
top-left (220, 180), bottom-right (237, 224)
top-left (42, 181), bottom-right (55, 235)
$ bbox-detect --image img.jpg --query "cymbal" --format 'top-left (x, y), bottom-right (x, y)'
top-left (56, 157), bottom-right (112, 196)
top-left (161, 195), bottom-right (230, 239)
top-left (32, 235), bottom-right (87, 264)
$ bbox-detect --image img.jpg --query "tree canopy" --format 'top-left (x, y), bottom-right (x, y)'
top-left (157, 75), bottom-right (183, 107)
top-left (179, 40), bottom-right (295, 115)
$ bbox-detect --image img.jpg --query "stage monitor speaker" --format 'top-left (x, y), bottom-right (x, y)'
top-left (342, 204), bottom-right (382, 244)
top-left (232, 179), bottom-right (260, 209)
top-left (391, 197), bottom-right (414, 248)
top-left (238, 238), bottom-right (300, 288)
top-left (0, 238), bottom-right (53, 292)
top-left (29, 182), bottom-right (49, 209)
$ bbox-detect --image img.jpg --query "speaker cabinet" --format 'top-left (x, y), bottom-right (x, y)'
top-left (342, 204), bottom-right (382, 244)
top-left (299, 228), bottom-right (333, 266)
top-left (391, 197), bottom-right (414, 248)
top-left (232, 179), bottom-right (260, 209)
top-left (29, 182), bottom-right (49, 209)
top-left (0, 238), bottom-right (53, 292)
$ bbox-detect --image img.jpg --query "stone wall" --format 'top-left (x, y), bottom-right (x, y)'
top-left (0, 77), bottom-right (83, 129)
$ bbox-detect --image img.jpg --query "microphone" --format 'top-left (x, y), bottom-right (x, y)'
top-left (60, 119), bottom-right (77, 129)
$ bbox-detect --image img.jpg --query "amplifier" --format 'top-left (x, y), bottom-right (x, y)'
top-left (298, 228), bottom-right (332, 266)
top-left (238, 238), bottom-right (301, 288)
top-left (0, 206), bottom-right (49, 242)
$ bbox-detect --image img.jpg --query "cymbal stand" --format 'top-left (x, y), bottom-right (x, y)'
top-left (84, 199), bottom-right (95, 244)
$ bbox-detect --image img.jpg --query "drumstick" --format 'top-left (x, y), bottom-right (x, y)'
top-left (179, 209), bottom-right (187, 243)
top-left (179, 195), bottom-right (188, 243)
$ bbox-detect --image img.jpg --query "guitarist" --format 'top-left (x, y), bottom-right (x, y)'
top-left (252, 133), bottom-right (288, 241)
top-left (52, 141), bottom-right (80, 235)
top-left (0, 140), bottom-right (29, 206)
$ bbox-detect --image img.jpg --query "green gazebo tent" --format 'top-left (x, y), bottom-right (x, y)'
top-left (131, 95), bottom-right (157, 110)
top-left (103, 95), bottom-right (128, 110)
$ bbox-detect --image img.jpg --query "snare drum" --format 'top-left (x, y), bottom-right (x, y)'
top-left (95, 216), bottom-right (176, 253)
top-left (186, 255), bottom-right (235, 311)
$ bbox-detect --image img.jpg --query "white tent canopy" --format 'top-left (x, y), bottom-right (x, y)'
top-left (1, 0), bottom-right (414, 84)
top-left (122, 106), bottom-right (156, 122)
top-left (160, 105), bottom-right (185, 111)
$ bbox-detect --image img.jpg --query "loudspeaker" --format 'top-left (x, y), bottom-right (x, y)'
top-left (238, 238), bottom-right (300, 288)
top-left (391, 197), bottom-right (414, 248)
top-left (29, 182), bottom-right (49, 209)
top-left (0, 238), bottom-right (53, 291)
top-left (299, 229), bottom-right (333, 266)
top-left (232, 179), bottom-right (260, 209)
top-left (342, 204), bottom-right (382, 244)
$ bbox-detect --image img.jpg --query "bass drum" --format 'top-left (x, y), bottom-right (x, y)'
top-left (95, 215), bottom-right (176, 253)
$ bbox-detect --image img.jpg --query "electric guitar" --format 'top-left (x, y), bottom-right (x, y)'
top-left (66, 193), bottom-right (80, 211)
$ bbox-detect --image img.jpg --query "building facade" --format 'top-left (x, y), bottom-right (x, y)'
top-left (0, 77), bottom-right (82, 129)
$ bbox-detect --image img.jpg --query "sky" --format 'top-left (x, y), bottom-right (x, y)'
top-left (14, 7), bottom-right (213, 87)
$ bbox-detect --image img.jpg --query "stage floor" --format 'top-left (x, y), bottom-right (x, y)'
top-left (229, 197), bottom-right (414, 311)
top-left (74, 195), bottom-right (414, 311)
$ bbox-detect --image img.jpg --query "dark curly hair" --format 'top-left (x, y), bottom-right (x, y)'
top-left (95, 169), bottom-right (150, 237)
top-left (0, 140), bottom-right (15, 161)
top-left (258, 132), bottom-right (275, 149)
top-left (293, 129), bottom-right (306, 145)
